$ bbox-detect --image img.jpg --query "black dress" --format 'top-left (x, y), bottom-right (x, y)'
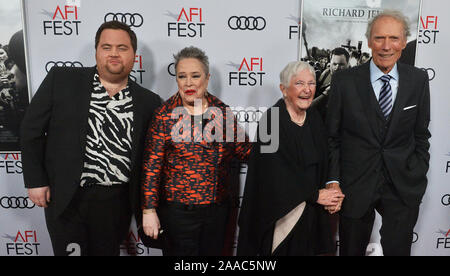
top-left (237, 99), bottom-right (334, 256)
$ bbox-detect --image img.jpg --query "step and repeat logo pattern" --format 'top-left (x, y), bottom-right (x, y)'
top-left (3, 0), bottom-right (447, 256)
top-left (416, 0), bottom-right (450, 256)
top-left (8, 0), bottom-right (301, 256)
top-left (42, 5), bottom-right (81, 36)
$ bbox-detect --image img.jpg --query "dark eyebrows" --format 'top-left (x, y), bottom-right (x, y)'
top-left (100, 43), bottom-right (130, 48)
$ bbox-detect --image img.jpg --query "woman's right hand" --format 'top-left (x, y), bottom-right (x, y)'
top-left (316, 188), bottom-right (345, 207)
top-left (142, 209), bottom-right (161, 240)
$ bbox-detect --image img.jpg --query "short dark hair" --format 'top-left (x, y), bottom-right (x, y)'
top-left (95, 21), bottom-right (137, 53)
top-left (331, 47), bottom-right (350, 62)
top-left (173, 46), bottom-right (210, 76)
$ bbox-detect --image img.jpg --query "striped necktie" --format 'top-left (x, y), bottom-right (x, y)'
top-left (378, 75), bottom-right (393, 119)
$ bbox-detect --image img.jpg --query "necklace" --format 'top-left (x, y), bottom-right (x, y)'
top-left (185, 101), bottom-right (208, 115)
top-left (293, 111), bottom-right (307, 126)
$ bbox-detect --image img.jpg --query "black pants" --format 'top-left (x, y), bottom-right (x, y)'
top-left (339, 180), bottom-right (420, 256)
top-left (159, 202), bottom-right (230, 256)
top-left (45, 185), bottom-right (131, 256)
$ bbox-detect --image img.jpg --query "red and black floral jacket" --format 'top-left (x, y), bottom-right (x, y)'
top-left (141, 93), bottom-right (252, 209)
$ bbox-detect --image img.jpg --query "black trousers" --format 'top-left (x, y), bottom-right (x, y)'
top-left (159, 202), bottom-right (230, 256)
top-left (339, 179), bottom-right (420, 256)
top-left (45, 185), bottom-right (131, 256)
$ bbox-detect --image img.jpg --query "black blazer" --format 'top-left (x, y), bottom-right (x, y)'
top-left (326, 62), bottom-right (431, 218)
top-left (20, 66), bottom-right (161, 223)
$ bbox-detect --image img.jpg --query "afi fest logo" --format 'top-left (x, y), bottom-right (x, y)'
top-left (42, 4), bottom-right (81, 36)
top-left (120, 230), bottom-right (157, 256)
top-left (167, 8), bottom-right (205, 38)
top-left (0, 153), bottom-right (22, 174)
top-left (445, 152), bottom-right (450, 174)
top-left (130, 55), bottom-right (146, 84)
top-left (286, 14), bottom-right (301, 40)
top-left (3, 231), bottom-right (40, 256)
top-left (419, 16), bottom-right (439, 44)
top-left (436, 229), bottom-right (450, 249)
top-left (228, 57), bottom-right (265, 86)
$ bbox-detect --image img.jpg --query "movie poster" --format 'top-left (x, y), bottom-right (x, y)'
top-left (300, 0), bottom-right (422, 118)
top-left (0, 0), bottom-right (29, 152)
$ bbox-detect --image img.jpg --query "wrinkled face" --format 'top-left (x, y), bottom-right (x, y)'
top-left (95, 29), bottom-right (135, 80)
top-left (368, 16), bottom-right (407, 74)
top-left (281, 69), bottom-right (316, 112)
top-left (330, 54), bottom-right (348, 74)
top-left (176, 58), bottom-right (210, 107)
top-left (0, 49), bottom-right (7, 62)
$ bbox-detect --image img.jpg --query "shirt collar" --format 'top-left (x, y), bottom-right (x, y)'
top-left (93, 70), bottom-right (131, 100)
top-left (370, 59), bottom-right (399, 83)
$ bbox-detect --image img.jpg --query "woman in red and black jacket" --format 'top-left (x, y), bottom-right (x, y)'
top-left (141, 46), bottom-right (251, 256)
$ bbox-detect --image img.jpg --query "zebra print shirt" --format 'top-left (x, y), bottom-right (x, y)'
top-left (80, 73), bottom-right (134, 187)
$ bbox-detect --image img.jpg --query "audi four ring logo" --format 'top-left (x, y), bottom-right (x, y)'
top-left (0, 196), bottom-right (35, 209)
top-left (442, 194), bottom-right (450, 206)
top-left (45, 61), bottom-right (83, 73)
top-left (233, 110), bottom-right (263, 123)
top-left (104, 13), bottom-right (144, 27)
top-left (168, 63), bottom-right (176, 77)
top-left (420, 68), bottom-right (436, 81)
top-left (228, 16), bottom-right (266, 31)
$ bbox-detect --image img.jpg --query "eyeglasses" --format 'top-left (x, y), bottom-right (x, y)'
top-left (295, 81), bottom-right (316, 89)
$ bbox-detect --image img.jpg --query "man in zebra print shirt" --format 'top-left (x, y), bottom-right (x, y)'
top-left (21, 21), bottom-right (161, 255)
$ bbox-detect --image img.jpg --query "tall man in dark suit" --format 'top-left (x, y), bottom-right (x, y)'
top-left (326, 11), bottom-right (431, 256)
top-left (20, 21), bottom-right (161, 256)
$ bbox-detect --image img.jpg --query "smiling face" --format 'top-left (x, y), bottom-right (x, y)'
top-left (176, 58), bottom-right (210, 107)
top-left (95, 28), bottom-right (135, 82)
top-left (281, 69), bottom-right (316, 112)
top-left (368, 16), bottom-right (407, 74)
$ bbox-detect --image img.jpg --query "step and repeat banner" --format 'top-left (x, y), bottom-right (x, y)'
top-left (413, 0), bottom-right (450, 256)
top-left (1, 0), bottom-right (301, 256)
top-left (0, 0), bottom-right (448, 256)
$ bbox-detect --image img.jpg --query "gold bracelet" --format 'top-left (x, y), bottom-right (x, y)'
top-left (143, 208), bottom-right (156, 214)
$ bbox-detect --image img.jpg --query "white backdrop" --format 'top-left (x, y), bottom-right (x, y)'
top-left (412, 0), bottom-right (450, 256)
top-left (0, 0), bottom-right (448, 256)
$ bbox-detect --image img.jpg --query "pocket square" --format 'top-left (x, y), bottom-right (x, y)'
top-left (403, 105), bottom-right (417, 111)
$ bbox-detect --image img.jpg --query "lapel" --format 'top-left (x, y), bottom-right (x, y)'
top-left (129, 81), bottom-right (145, 170)
top-left (384, 63), bottom-right (413, 143)
top-left (78, 67), bottom-right (96, 155)
top-left (354, 62), bottom-right (383, 142)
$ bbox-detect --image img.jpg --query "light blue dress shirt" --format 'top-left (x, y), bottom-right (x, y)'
top-left (370, 59), bottom-right (399, 104)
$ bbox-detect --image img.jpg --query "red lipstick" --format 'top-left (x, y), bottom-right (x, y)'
top-left (185, 89), bottom-right (196, 96)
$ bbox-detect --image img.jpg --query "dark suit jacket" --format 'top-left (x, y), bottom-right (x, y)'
top-left (326, 62), bottom-right (431, 218)
top-left (20, 66), bottom-right (161, 224)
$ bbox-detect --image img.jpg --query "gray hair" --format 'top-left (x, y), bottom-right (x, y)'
top-left (173, 46), bottom-right (210, 76)
top-left (365, 10), bottom-right (411, 40)
top-left (280, 61), bottom-right (316, 87)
